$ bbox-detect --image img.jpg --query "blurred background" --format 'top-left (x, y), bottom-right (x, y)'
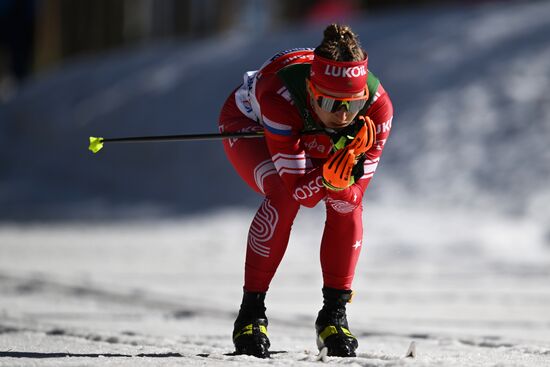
top-left (0, 0), bottom-right (549, 229)
top-left (1, 2), bottom-right (550, 359)
top-left (0, 0), bottom-right (487, 84)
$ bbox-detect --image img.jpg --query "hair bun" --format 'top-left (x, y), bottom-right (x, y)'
top-left (323, 24), bottom-right (341, 42)
top-left (316, 23), bottom-right (364, 62)
top-left (323, 24), bottom-right (356, 43)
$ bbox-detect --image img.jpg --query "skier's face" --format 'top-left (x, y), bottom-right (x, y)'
top-left (307, 80), bottom-right (367, 129)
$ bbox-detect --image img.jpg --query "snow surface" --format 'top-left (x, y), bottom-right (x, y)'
top-left (1, 207), bottom-right (550, 366)
top-left (1, 1), bottom-right (550, 366)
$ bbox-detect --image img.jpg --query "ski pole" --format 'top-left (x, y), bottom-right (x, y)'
top-left (88, 131), bottom-right (266, 153)
top-left (88, 129), bottom-right (324, 154)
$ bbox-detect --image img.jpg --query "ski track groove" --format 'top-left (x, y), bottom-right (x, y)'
top-left (3, 272), bottom-right (550, 361)
top-left (0, 322), bottom-right (176, 351)
top-left (0, 274), bottom-right (420, 365)
top-left (0, 272), bottom-right (317, 329)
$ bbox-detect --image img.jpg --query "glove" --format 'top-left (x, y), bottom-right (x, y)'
top-left (351, 155), bottom-right (366, 183)
top-left (322, 147), bottom-right (356, 191)
top-left (322, 116), bottom-right (376, 191)
top-left (331, 115), bottom-right (376, 152)
top-left (347, 116), bottom-right (376, 155)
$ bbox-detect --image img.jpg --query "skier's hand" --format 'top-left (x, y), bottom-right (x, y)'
top-left (351, 155), bottom-right (366, 183)
top-left (331, 115), bottom-right (376, 152)
top-left (322, 117), bottom-right (375, 190)
top-left (347, 116), bottom-right (376, 156)
top-left (322, 147), bottom-right (356, 191)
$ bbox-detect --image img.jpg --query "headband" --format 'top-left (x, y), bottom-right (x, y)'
top-left (310, 53), bottom-right (368, 94)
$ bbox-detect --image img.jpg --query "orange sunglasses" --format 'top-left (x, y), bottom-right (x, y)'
top-left (307, 79), bottom-right (369, 114)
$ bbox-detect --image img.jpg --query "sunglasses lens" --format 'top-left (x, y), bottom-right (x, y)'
top-left (348, 99), bottom-right (367, 114)
top-left (318, 97), bottom-right (335, 112)
top-left (317, 97), bottom-right (367, 114)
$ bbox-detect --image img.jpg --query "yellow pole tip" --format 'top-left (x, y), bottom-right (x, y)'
top-left (88, 136), bottom-right (104, 153)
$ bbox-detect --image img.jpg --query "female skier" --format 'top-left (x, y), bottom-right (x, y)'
top-left (218, 24), bottom-right (394, 358)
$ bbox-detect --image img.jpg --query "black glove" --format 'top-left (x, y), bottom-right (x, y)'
top-left (330, 118), bottom-right (365, 151)
top-left (352, 155), bottom-right (366, 183)
top-left (329, 118), bottom-right (366, 151)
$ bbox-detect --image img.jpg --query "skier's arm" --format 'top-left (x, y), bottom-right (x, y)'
top-left (261, 93), bottom-right (327, 208)
top-left (325, 84), bottom-right (394, 213)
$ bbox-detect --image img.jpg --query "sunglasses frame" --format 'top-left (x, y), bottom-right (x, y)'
top-left (306, 79), bottom-right (369, 114)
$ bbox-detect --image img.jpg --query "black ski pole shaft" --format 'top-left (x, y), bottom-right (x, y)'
top-left (88, 130), bottom-right (323, 154)
top-left (89, 131), bottom-right (265, 153)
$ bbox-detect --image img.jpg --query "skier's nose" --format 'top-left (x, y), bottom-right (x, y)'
top-left (334, 108), bottom-right (348, 120)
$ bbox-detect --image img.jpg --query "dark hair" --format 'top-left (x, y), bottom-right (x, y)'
top-left (314, 24), bottom-right (364, 62)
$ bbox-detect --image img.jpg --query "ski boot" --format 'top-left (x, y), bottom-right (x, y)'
top-left (315, 287), bottom-right (358, 357)
top-left (232, 290), bottom-right (270, 358)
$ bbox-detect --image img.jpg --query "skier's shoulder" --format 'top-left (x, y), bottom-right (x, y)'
top-left (259, 88), bottom-right (304, 135)
top-left (257, 48), bottom-right (314, 77)
top-left (365, 69), bottom-right (392, 111)
top-left (255, 49), bottom-right (310, 126)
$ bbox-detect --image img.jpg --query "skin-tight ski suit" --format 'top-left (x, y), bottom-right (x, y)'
top-left (218, 48), bottom-right (393, 292)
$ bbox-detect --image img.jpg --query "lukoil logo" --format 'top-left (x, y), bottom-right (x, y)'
top-left (324, 65), bottom-right (366, 78)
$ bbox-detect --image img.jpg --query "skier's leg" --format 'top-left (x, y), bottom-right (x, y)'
top-left (219, 106), bottom-right (300, 291)
top-left (219, 96), bottom-right (300, 357)
top-left (244, 175), bottom-right (300, 292)
top-left (320, 204), bottom-right (364, 290)
top-left (315, 204), bottom-right (364, 357)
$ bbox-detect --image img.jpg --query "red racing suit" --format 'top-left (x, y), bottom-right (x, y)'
top-left (218, 48), bottom-right (393, 292)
